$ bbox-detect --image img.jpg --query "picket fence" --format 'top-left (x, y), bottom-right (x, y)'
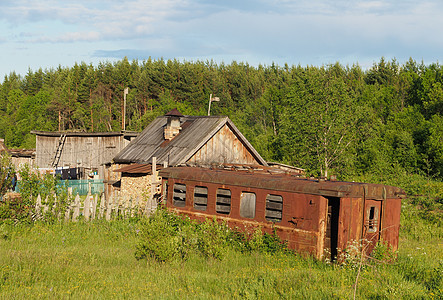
top-left (34, 192), bottom-right (159, 222)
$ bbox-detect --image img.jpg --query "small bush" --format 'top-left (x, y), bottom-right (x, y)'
top-left (196, 218), bottom-right (229, 260)
top-left (135, 210), bottom-right (290, 263)
top-left (135, 209), bottom-right (194, 262)
top-left (0, 194), bottom-right (33, 224)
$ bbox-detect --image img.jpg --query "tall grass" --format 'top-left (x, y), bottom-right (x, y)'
top-left (1, 198), bottom-right (442, 299)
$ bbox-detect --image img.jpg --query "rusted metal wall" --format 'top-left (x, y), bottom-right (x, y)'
top-left (187, 124), bottom-right (258, 165)
top-left (380, 198), bottom-right (402, 251)
top-left (164, 177), bottom-right (329, 258)
top-left (336, 197), bottom-right (364, 252)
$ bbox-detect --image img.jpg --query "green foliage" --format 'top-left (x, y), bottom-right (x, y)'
top-left (135, 209), bottom-right (289, 263)
top-left (0, 201), bottom-right (441, 299)
top-left (135, 209), bottom-right (194, 262)
top-left (395, 244), bottom-right (443, 297)
top-left (0, 154), bottom-right (15, 197)
top-left (0, 164), bottom-right (70, 224)
top-left (1, 58), bottom-right (442, 180)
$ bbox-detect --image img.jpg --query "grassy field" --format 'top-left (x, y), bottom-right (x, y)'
top-left (0, 200), bottom-right (442, 299)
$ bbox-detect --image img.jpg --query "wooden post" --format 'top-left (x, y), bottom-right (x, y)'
top-left (99, 193), bottom-right (106, 219)
top-left (84, 193), bottom-right (91, 221)
top-left (105, 193), bottom-right (113, 221)
top-left (64, 201), bottom-right (71, 221)
top-left (133, 197), bottom-right (140, 217)
top-left (91, 194), bottom-right (98, 220)
top-left (148, 157), bottom-right (157, 216)
top-left (72, 194), bottom-right (80, 221)
top-left (43, 196), bottom-right (49, 215)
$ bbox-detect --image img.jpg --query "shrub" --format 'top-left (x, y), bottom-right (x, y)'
top-left (0, 154), bottom-right (15, 197)
top-left (135, 210), bottom-right (290, 263)
top-left (135, 209), bottom-right (195, 262)
top-left (196, 218), bottom-right (229, 260)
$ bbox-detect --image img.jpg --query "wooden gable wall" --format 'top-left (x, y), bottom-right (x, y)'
top-left (187, 124), bottom-right (259, 165)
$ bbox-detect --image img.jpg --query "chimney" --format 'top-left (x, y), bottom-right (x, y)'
top-left (164, 108), bottom-right (183, 140)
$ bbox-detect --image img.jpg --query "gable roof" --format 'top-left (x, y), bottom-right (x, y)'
top-left (112, 115), bottom-right (267, 166)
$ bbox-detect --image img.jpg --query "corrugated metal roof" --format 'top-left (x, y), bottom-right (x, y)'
top-left (112, 115), bottom-right (268, 166)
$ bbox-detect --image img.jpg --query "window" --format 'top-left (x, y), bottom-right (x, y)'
top-left (240, 192), bottom-right (256, 219)
top-left (367, 206), bottom-right (378, 233)
top-left (265, 194), bottom-right (283, 222)
top-left (193, 186), bottom-right (208, 211)
top-left (216, 188), bottom-right (231, 214)
top-left (172, 183), bottom-right (186, 207)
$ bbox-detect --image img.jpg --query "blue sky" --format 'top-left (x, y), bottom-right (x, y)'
top-left (1, 0), bottom-right (443, 78)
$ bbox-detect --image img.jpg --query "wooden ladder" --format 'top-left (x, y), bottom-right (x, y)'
top-left (51, 134), bottom-right (66, 168)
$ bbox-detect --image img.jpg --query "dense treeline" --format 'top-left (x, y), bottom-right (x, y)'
top-left (0, 57), bottom-right (442, 180)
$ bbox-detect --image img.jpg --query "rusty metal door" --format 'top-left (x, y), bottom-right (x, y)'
top-left (324, 197), bottom-right (340, 260)
top-left (363, 200), bottom-right (382, 253)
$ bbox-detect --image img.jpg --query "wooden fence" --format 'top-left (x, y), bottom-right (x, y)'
top-left (34, 192), bottom-right (159, 222)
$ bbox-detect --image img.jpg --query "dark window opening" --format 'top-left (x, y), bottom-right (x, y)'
top-left (265, 194), bottom-right (283, 222)
top-left (172, 183), bottom-right (186, 207)
top-left (193, 186), bottom-right (208, 211)
top-left (240, 192), bottom-right (256, 219)
top-left (368, 206), bottom-right (377, 232)
top-left (216, 188), bottom-right (231, 214)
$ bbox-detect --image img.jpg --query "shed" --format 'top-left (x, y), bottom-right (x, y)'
top-left (31, 130), bottom-right (139, 179)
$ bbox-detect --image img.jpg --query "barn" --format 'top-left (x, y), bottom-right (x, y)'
top-left (31, 130), bottom-right (138, 179)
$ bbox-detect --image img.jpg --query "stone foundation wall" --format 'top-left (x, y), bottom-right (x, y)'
top-left (120, 171), bottom-right (161, 208)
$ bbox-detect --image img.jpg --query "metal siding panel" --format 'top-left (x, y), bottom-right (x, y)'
top-left (380, 198), bottom-right (401, 251)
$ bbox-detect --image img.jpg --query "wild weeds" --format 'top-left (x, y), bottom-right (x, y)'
top-left (135, 209), bottom-right (289, 263)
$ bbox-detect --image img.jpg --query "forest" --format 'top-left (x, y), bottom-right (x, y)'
top-left (0, 57), bottom-right (442, 181)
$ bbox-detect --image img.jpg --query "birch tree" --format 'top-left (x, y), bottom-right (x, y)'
top-left (277, 64), bottom-right (368, 178)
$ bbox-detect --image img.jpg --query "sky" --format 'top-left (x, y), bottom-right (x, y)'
top-left (1, 0), bottom-right (443, 78)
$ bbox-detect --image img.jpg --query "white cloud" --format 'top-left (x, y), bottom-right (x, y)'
top-left (1, 0), bottom-right (443, 77)
top-left (33, 31), bottom-right (102, 43)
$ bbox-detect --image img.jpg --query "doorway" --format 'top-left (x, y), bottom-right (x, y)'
top-left (324, 197), bottom-right (340, 260)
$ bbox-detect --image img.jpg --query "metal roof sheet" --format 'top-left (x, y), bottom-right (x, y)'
top-left (112, 115), bottom-right (267, 166)
top-left (159, 166), bottom-right (406, 200)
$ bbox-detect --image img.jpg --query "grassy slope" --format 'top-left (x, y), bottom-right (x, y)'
top-left (0, 201), bottom-right (442, 299)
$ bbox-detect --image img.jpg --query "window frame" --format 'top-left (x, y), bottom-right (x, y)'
top-left (172, 183), bottom-right (186, 207)
top-left (240, 192), bottom-right (256, 219)
top-left (215, 188), bottom-right (231, 215)
top-left (193, 186), bottom-right (208, 211)
top-left (265, 194), bottom-right (283, 222)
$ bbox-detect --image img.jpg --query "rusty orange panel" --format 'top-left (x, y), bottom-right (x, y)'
top-left (380, 198), bottom-right (402, 251)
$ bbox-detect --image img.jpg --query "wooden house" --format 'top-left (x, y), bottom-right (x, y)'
top-left (110, 109), bottom-right (269, 204)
